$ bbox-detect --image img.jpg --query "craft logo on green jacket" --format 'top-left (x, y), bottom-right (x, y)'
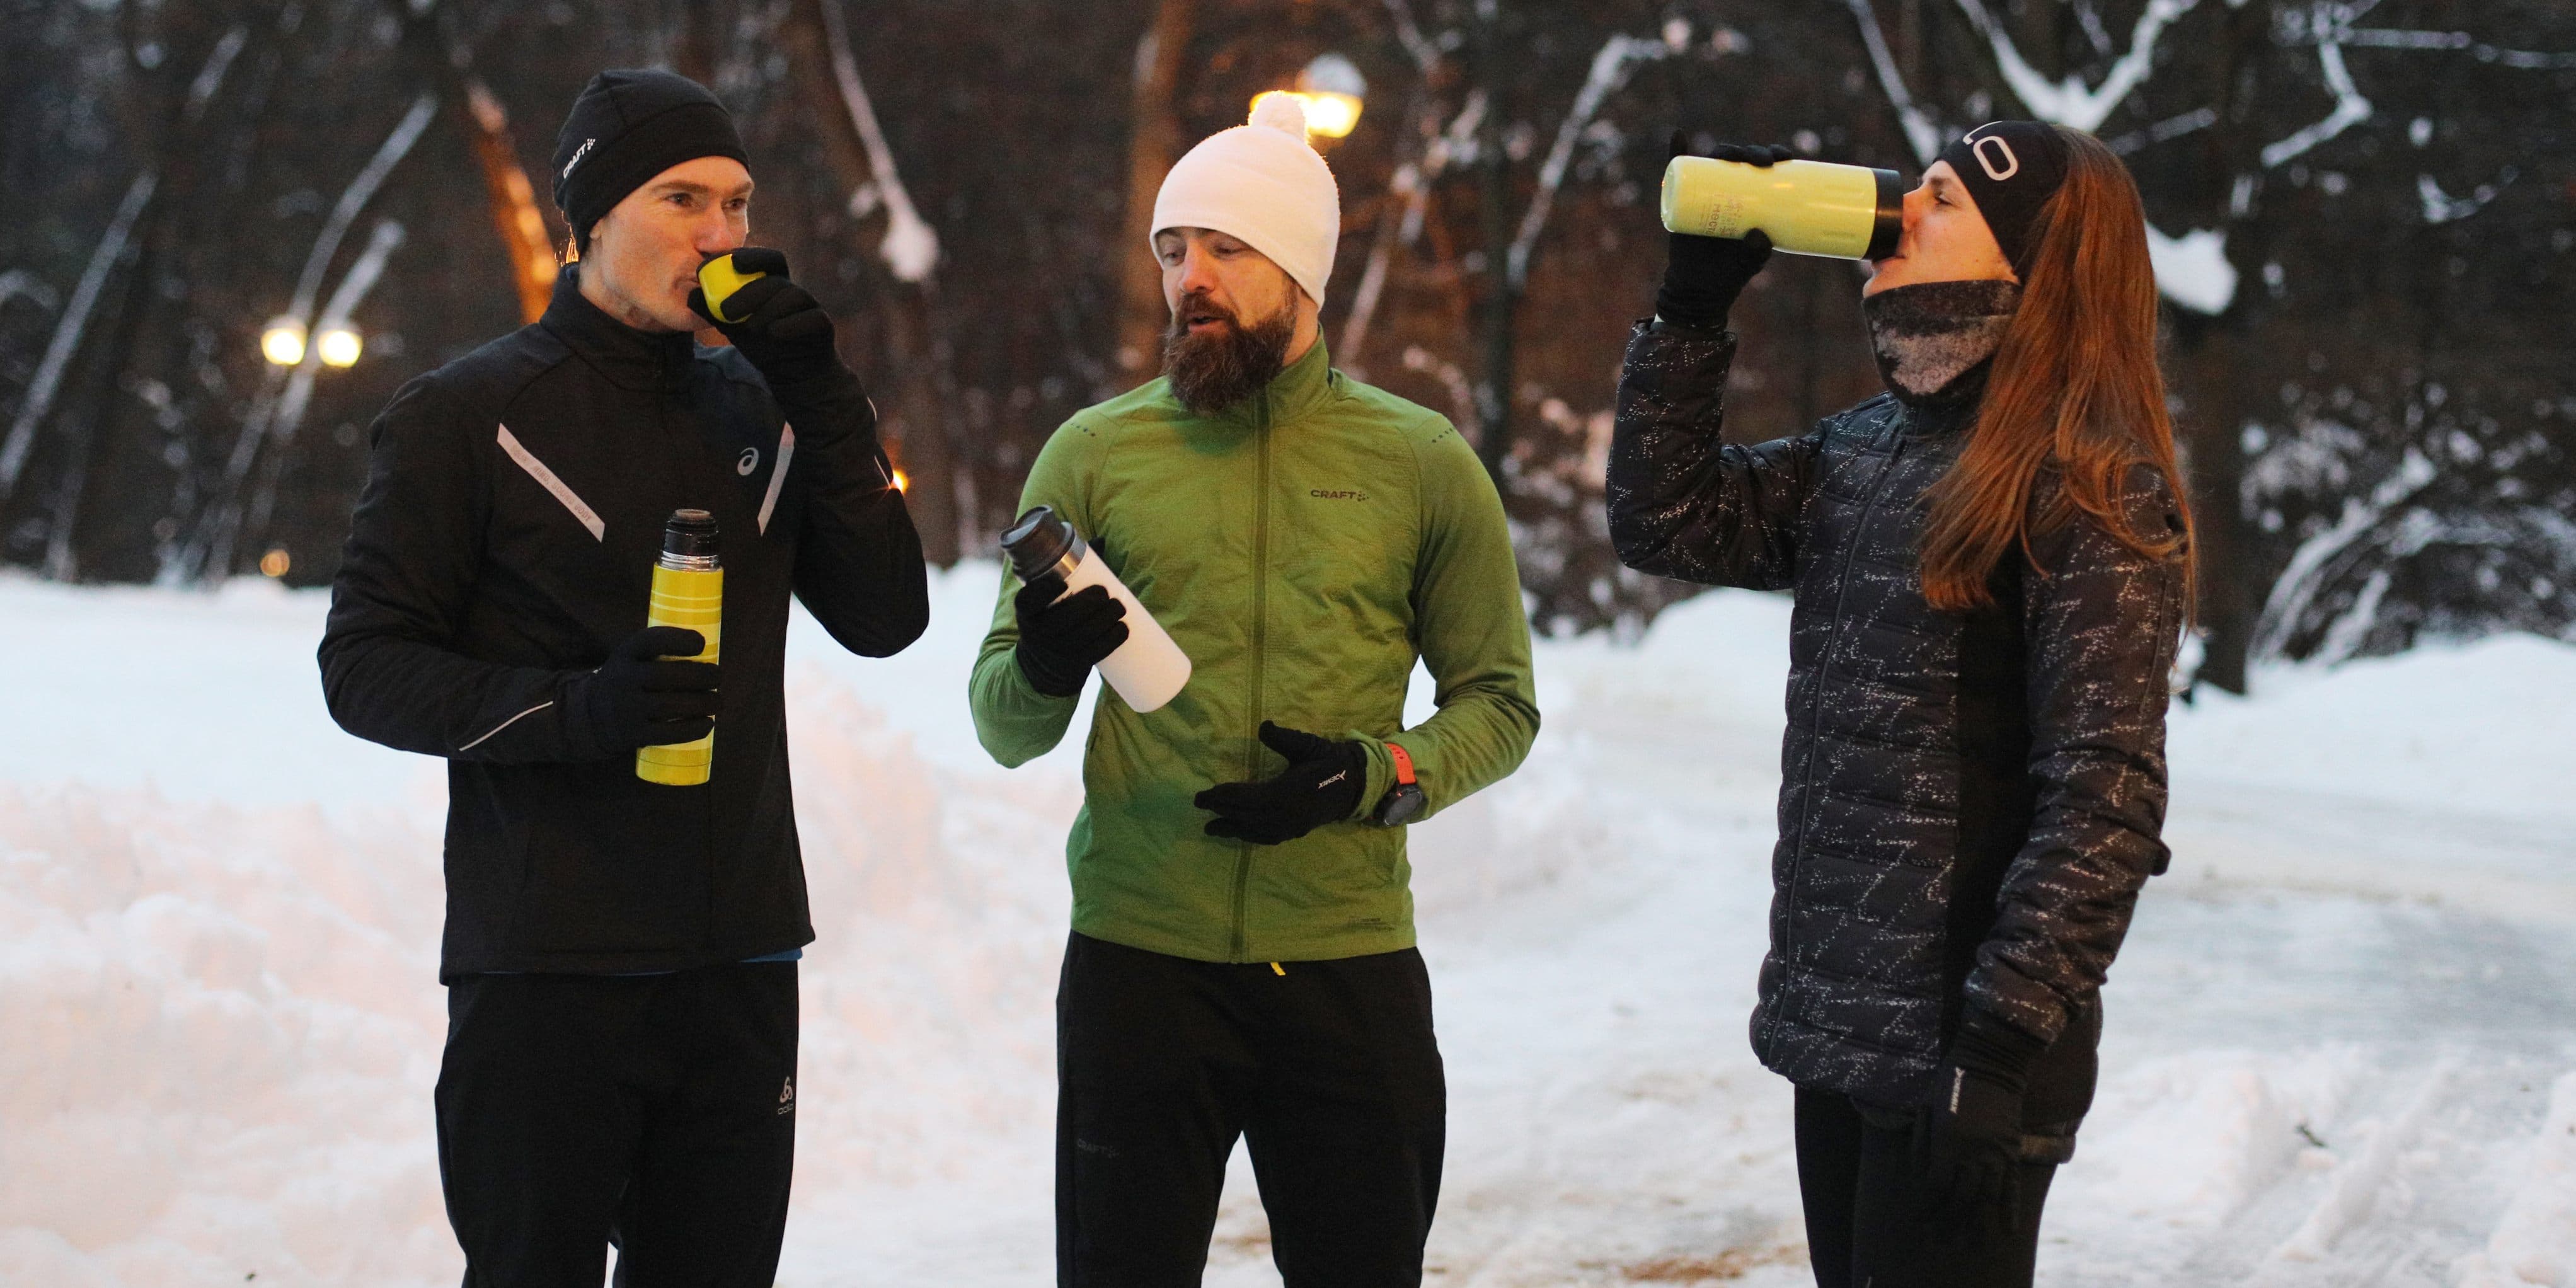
top-left (970, 341), bottom-right (1540, 963)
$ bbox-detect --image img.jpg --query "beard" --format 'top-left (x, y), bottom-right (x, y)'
top-left (1161, 292), bottom-right (1296, 415)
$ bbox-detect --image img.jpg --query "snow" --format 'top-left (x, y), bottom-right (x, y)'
top-left (3, 568), bottom-right (2572, 1285)
top-left (2146, 225), bottom-right (2240, 315)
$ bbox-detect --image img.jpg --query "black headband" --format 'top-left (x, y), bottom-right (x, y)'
top-left (1935, 121), bottom-right (2071, 273)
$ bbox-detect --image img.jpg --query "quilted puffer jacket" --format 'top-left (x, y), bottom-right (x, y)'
top-left (1607, 319), bottom-right (2188, 1120)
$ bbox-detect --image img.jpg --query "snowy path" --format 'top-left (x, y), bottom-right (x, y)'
top-left (3, 572), bottom-right (2571, 1285)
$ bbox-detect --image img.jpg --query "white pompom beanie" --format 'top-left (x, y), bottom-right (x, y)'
top-left (1150, 96), bottom-right (1342, 308)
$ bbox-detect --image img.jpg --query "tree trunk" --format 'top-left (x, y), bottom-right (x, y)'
top-left (393, 3), bottom-right (560, 324)
top-left (779, 0), bottom-right (960, 565)
top-left (1471, 3), bottom-right (1517, 480)
top-left (2170, 0), bottom-right (2277, 695)
top-left (671, 0), bottom-right (722, 87)
top-left (1113, 0), bottom-right (1194, 388)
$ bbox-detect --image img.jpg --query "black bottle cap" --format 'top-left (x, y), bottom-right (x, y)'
top-left (999, 505), bottom-right (1078, 580)
top-left (663, 509), bottom-right (719, 558)
top-left (1867, 168), bottom-right (1904, 262)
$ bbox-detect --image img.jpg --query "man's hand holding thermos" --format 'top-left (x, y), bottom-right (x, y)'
top-left (1013, 572), bottom-right (1130, 698)
top-left (572, 626), bottom-right (722, 753)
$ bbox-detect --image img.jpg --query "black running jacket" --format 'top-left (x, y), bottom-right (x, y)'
top-left (320, 268), bottom-right (928, 978)
top-left (1609, 319), bottom-right (2187, 1116)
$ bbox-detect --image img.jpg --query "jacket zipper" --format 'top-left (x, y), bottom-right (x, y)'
top-left (1769, 408), bottom-right (1909, 1044)
top-left (1232, 389), bottom-right (1274, 963)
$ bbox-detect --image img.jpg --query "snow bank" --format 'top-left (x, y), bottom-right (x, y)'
top-left (3, 570), bottom-right (2570, 1284)
top-left (2460, 1072), bottom-right (2576, 1288)
top-left (2174, 633), bottom-right (2576, 826)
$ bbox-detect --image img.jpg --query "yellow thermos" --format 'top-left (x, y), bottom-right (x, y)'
top-left (1661, 155), bottom-right (1903, 261)
top-left (636, 509), bottom-right (723, 786)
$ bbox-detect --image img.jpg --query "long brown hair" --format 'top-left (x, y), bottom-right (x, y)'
top-left (1918, 126), bottom-right (2195, 612)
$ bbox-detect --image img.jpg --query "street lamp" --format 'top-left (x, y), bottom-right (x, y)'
top-left (260, 317), bottom-right (306, 367)
top-left (1250, 52), bottom-right (1366, 142)
top-left (316, 326), bottom-right (363, 368)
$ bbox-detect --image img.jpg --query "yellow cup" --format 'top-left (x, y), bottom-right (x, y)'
top-left (696, 253), bottom-right (769, 325)
top-left (1660, 156), bottom-right (1903, 261)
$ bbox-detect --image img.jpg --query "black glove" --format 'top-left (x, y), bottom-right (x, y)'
top-left (1013, 573), bottom-right (1129, 698)
top-left (1194, 722), bottom-right (1368, 845)
top-left (1914, 1007), bottom-right (2047, 1229)
top-left (687, 248), bottom-right (855, 401)
top-left (571, 626), bottom-right (722, 753)
top-left (1655, 133), bottom-right (1795, 330)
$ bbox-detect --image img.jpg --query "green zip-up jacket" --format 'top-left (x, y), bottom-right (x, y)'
top-left (969, 340), bottom-right (1539, 963)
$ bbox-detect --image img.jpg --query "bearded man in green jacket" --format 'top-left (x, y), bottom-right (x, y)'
top-left (969, 97), bottom-right (1539, 1287)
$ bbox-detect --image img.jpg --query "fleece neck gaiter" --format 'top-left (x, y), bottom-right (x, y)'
top-left (1861, 279), bottom-right (2021, 406)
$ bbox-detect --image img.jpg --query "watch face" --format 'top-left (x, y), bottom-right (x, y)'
top-left (1378, 785), bottom-right (1427, 827)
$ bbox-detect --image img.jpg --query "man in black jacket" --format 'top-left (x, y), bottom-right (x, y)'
top-left (319, 68), bottom-right (927, 1286)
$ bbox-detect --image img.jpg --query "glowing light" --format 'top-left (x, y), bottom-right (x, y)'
top-left (1249, 90), bottom-right (1363, 141)
top-left (259, 548), bottom-right (292, 578)
top-left (890, 468), bottom-right (910, 493)
top-left (260, 318), bottom-right (306, 367)
top-left (316, 326), bottom-right (363, 368)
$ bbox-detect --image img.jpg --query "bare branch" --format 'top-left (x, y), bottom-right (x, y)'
top-left (2418, 169), bottom-right (2516, 224)
top-left (182, 95), bottom-right (438, 582)
top-left (2260, 35), bottom-right (2369, 168)
top-left (2103, 105), bottom-right (2217, 155)
top-left (0, 172), bottom-right (157, 502)
top-left (1844, 0), bottom-right (1944, 163)
top-left (2255, 447), bottom-right (2435, 661)
top-left (1507, 31), bottom-right (1675, 290)
top-left (285, 94), bottom-right (437, 330)
top-left (815, 0), bottom-right (938, 283)
top-left (1952, 0), bottom-right (2204, 133)
top-left (1380, 0), bottom-right (1444, 74)
top-left (247, 220), bottom-right (410, 541)
top-left (1340, 88), bottom-right (1482, 365)
top-left (0, 270), bottom-right (61, 315)
top-left (2335, 26), bottom-right (2576, 70)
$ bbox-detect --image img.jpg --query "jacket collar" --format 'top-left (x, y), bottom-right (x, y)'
top-left (1195, 335), bottom-right (1337, 430)
top-left (540, 264), bottom-right (699, 394)
top-left (1894, 360), bottom-right (1991, 439)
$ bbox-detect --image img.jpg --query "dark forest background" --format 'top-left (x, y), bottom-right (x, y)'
top-left (4, 0), bottom-right (2570, 693)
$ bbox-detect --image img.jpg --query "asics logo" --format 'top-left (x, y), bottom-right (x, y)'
top-left (738, 447), bottom-right (761, 476)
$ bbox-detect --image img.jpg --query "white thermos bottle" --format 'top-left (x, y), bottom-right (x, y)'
top-left (1001, 506), bottom-right (1192, 712)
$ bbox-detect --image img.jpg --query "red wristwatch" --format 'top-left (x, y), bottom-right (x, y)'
top-left (1372, 742), bottom-right (1427, 826)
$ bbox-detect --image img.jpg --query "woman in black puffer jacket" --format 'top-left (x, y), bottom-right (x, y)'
top-left (1607, 123), bottom-right (2193, 1287)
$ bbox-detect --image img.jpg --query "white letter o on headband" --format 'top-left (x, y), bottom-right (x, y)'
top-left (1972, 135), bottom-right (2021, 181)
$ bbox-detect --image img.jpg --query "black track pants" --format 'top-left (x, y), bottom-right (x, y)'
top-left (435, 962), bottom-right (799, 1288)
top-left (1793, 1086), bottom-right (2056, 1288)
top-left (1054, 932), bottom-right (1446, 1287)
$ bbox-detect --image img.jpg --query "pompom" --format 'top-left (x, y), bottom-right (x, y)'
top-left (1248, 93), bottom-right (1310, 138)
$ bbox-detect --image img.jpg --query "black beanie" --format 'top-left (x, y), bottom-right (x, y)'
top-left (552, 69), bottom-right (748, 251)
top-left (1936, 121), bottom-right (2071, 274)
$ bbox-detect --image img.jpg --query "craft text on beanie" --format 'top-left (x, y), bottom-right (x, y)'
top-left (553, 69), bottom-right (749, 253)
top-left (1150, 95), bottom-right (1342, 309)
top-left (1935, 121), bottom-right (2071, 275)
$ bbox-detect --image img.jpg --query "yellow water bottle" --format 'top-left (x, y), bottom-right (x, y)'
top-left (636, 509), bottom-right (722, 786)
top-left (1661, 154), bottom-right (1903, 261)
